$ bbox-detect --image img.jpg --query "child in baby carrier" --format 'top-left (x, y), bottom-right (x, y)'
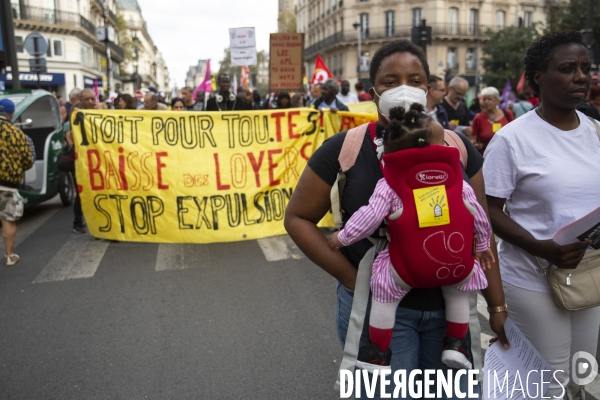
top-left (329, 103), bottom-right (494, 371)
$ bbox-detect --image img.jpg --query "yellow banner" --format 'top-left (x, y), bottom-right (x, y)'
top-left (72, 107), bottom-right (377, 243)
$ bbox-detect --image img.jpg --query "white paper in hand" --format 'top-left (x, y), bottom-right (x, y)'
top-left (482, 318), bottom-right (554, 400)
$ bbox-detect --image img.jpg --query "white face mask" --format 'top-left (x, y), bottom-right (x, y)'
top-left (373, 85), bottom-right (428, 118)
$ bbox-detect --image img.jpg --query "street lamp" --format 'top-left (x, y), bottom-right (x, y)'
top-left (131, 31), bottom-right (140, 91)
top-left (353, 21), bottom-right (361, 79)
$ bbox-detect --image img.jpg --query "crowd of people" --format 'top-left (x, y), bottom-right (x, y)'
top-left (286, 30), bottom-right (599, 399)
top-left (1, 27), bottom-right (599, 400)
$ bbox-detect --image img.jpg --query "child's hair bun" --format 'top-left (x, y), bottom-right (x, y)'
top-left (388, 106), bottom-right (406, 121)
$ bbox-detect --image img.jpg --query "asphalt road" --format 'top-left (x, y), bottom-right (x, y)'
top-left (0, 197), bottom-right (343, 400)
top-left (1, 196), bottom-right (598, 400)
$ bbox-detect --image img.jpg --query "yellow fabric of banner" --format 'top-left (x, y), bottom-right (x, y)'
top-left (72, 108), bottom-right (377, 243)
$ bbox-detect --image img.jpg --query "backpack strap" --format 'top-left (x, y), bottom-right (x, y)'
top-left (589, 116), bottom-right (600, 140)
top-left (444, 129), bottom-right (468, 168)
top-left (330, 123), bottom-right (370, 228)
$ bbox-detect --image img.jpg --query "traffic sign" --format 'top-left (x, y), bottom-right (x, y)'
top-left (135, 90), bottom-right (143, 101)
top-left (24, 32), bottom-right (48, 56)
top-left (28, 58), bottom-right (47, 73)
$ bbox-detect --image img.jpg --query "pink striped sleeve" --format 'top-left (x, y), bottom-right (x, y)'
top-left (463, 184), bottom-right (491, 252)
top-left (337, 179), bottom-right (396, 246)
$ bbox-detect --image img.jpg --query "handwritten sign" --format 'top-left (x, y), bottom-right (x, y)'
top-left (71, 107), bottom-right (377, 243)
top-left (230, 27), bottom-right (257, 66)
top-left (269, 33), bottom-right (304, 91)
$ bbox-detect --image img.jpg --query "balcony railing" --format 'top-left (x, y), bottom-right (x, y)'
top-left (305, 24), bottom-right (493, 58)
top-left (108, 41), bottom-right (125, 59)
top-left (13, 5), bottom-right (99, 37)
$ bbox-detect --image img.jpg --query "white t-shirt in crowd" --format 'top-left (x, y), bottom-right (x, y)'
top-left (337, 92), bottom-right (359, 104)
top-left (483, 110), bottom-right (600, 293)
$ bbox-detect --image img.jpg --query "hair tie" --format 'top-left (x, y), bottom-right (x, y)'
top-left (418, 138), bottom-right (425, 143)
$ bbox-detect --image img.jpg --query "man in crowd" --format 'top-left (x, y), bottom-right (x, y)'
top-left (64, 88), bottom-right (82, 122)
top-left (181, 87), bottom-right (204, 111)
top-left (206, 74), bottom-right (245, 111)
top-left (310, 80), bottom-right (349, 112)
top-left (65, 88), bottom-right (98, 233)
top-left (0, 99), bottom-right (34, 265)
top-left (441, 77), bottom-right (472, 134)
top-left (139, 93), bottom-right (168, 111)
top-left (306, 83), bottom-right (322, 107)
top-left (336, 80), bottom-right (358, 104)
top-left (425, 75), bottom-right (450, 129)
top-left (355, 81), bottom-right (371, 102)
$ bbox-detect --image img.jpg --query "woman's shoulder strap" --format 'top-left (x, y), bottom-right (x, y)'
top-left (444, 129), bottom-right (468, 167)
top-left (338, 123), bottom-right (369, 173)
top-left (588, 116), bottom-right (600, 140)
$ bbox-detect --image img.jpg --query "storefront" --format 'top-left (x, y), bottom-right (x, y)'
top-left (0, 72), bottom-right (65, 95)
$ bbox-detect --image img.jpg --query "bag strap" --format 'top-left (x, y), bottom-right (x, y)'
top-left (588, 116), bottom-right (600, 140)
top-left (443, 129), bottom-right (468, 168)
top-left (331, 123), bottom-right (370, 229)
top-left (334, 237), bottom-right (387, 392)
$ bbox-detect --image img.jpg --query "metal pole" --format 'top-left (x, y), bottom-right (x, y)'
top-left (1, 0), bottom-right (21, 89)
top-left (357, 28), bottom-right (361, 80)
top-left (587, 0), bottom-right (594, 64)
top-left (475, 0), bottom-right (484, 96)
top-left (34, 37), bottom-right (40, 89)
top-left (103, 3), bottom-right (112, 95)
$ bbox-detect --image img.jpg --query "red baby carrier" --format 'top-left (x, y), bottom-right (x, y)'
top-left (383, 145), bottom-right (476, 288)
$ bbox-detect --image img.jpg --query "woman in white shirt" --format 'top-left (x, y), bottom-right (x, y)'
top-left (484, 31), bottom-right (600, 399)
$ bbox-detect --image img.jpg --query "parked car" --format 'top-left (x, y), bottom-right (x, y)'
top-left (0, 90), bottom-right (75, 208)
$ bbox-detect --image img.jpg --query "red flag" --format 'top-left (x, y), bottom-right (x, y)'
top-left (516, 71), bottom-right (526, 94)
top-left (311, 55), bottom-right (333, 85)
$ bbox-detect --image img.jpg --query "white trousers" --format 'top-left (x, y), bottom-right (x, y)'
top-left (504, 281), bottom-right (600, 398)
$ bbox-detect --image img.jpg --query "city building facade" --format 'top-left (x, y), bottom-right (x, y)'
top-left (184, 59), bottom-right (208, 89)
top-left (298, 0), bottom-right (549, 95)
top-left (7, 0), bottom-right (125, 97)
top-left (116, 0), bottom-right (169, 94)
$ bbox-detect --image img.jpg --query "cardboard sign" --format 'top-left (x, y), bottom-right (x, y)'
top-left (269, 33), bottom-right (304, 92)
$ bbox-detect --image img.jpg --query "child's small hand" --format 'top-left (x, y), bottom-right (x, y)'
top-left (476, 248), bottom-right (495, 271)
top-left (328, 232), bottom-right (343, 251)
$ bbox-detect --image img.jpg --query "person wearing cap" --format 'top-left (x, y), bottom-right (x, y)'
top-left (0, 99), bottom-right (33, 266)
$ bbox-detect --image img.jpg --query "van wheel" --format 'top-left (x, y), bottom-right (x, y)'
top-left (59, 172), bottom-right (75, 206)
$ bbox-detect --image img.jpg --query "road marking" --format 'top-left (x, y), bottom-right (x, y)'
top-left (155, 244), bottom-right (210, 271)
top-left (15, 201), bottom-right (62, 248)
top-left (257, 235), bottom-right (304, 262)
top-left (33, 235), bottom-right (110, 283)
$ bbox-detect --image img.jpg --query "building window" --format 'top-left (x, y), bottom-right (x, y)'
top-left (15, 36), bottom-right (24, 53)
top-left (359, 13), bottom-right (369, 38)
top-left (358, 0), bottom-right (368, 2)
top-left (496, 10), bottom-right (505, 31)
top-left (46, 41), bottom-right (52, 57)
top-left (412, 8), bottom-right (423, 27)
top-left (524, 11), bottom-right (532, 27)
top-left (447, 47), bottom-right (457, 70)
top-left (53, 40), bottom-right (64, 57)
top-left (448, 7), bottom-right (458, 34)
top-left (385, 11), bottom-right (395, 37)
top-left (466, 48), bottom-right (475, 70)
top-left (469, 9), bottom-right (479, 34)
top-left (80, 44), bottom-right (92, 66)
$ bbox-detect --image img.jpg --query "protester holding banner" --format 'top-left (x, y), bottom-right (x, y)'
top-left (206, 74), bottom-right (246, 111)
top-left (306, 83), bottom-right (321, 107)
top-left (171, 97), bottom-right (185, 111)
top-left (285, 40), bottom-right (508, 398)
top-left (139, 93), bottom-right (168, 111)
top-left (276, 92), bottom-right (291, 109)
top-left (310, 80), bottom-right (349, 112)
top-left (181, 87), bottom-right (204, 111)
top-left (336, 80), bottom-right (359, 104)
top-left (114, 94), bottom-right (137, 110)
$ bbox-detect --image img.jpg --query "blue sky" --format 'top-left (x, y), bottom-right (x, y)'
top-left (140, 0), bottom-right (279, 89)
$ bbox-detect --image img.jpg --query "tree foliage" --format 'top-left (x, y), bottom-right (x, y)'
top-left (547, 0), bottom-right (600, 46)
top-left (278, 10), bottom-right (297, 33)
top-left (481, 24), bottom-right (541, 91)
